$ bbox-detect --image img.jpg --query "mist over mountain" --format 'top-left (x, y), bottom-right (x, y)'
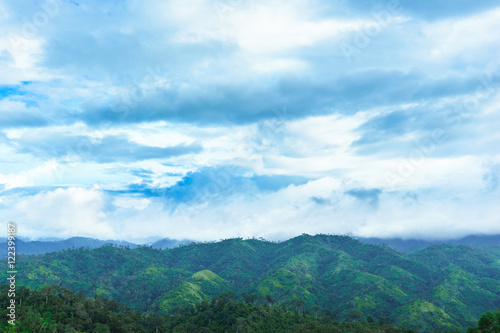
top-left (151, 238), bottom-right (194, 250)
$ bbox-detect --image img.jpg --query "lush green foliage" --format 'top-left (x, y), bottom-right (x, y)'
top-left (0, 285), bottom-right (146, 332)
top-left (161, 291), bottom-right (416, 333)
top-left (3, 234), bottom-right (500, 332)
top-left (467, 310), bottom-right (500, 333)
top-left (0, 285), bottom-right (414, 332)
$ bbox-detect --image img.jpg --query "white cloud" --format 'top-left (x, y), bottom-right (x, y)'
top-left (113, 196), bottom-right (150, 211)
top-left (227, 3), bottom-right (367, 54)
top-left (251, 58), bottom-right (308, 73)
top-left (1, 0), bottom-right (499, 242)
top-left (0, 160), bottom-right (59, 189)
top-left (1, 170), bottom-right (498, 242)
top-left (1, 187), bottom-right (113, 239)
top-left (419, 7), bottom-right (500, 64)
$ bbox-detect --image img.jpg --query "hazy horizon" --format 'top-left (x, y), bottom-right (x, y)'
top-left (1, 0), bottom-right (499, 242)
top-left (5, 230), bottom-right (500, 246)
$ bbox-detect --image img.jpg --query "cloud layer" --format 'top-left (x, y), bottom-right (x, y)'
top-left (0, 0), bottom-right (499, 242)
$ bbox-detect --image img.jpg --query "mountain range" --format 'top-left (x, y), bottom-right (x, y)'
top-left (4, 234), bottom-right (500, 332)
top-left (356, 234), bottom-right (500, 252)
top-left (0, 236), bottom-right (193, 258)
top-left (3, 233), bottom-right (499, 257)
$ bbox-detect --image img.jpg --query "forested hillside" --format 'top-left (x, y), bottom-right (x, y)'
top-left (4, 234), bottom-right (500, 332)
top-left (0, 285), bottom-right (417, 332)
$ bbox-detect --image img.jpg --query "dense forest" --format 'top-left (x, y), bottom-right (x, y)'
top-left (1, 285), bottom-right (499, 332)
top-left (0, 285), bottom-right (417, 332)
top-left (2, 234), bottom-right (500, 332)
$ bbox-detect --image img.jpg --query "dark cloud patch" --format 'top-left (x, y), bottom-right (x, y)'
top-left (130, 168), bottom-right (155, 179)
top-left (15, 134), bottom-right (202, 163)
top-left (331, 70), bottom-right (477, 108)
top-left (1, 0), bottom-right (498, 134)
top-left (352, 73), bottom-right (500, 158)
top-left (82, 81), bottom-right (302, 126)
top-left (311, 196), bottom-right (331, 205)
top-left (27, 0), bottom-right (239, 84)
top-left (42, 28), bottom-right (236, 82)
top-left (79, 70), bottom-right (481, 126)
top-left (345, 188), bottom-right (382, 208)
top-left (353, 105), bottom-right (445, 145)
top-left (351, 108), bottom-right (439, 157)
top-left (0, 84), bottom-right (52, 128)
top-left (0, 110), bottom-right (48, 128)
top-left (129, 168), bottom-right (156, 185)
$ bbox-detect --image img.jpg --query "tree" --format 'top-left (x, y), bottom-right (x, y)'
top-left (310, 305), bottom-right (320, 320)
top-left (349, 309), bottom-right (362, 322)
top-left (467, 310), bottom-right (500, 333)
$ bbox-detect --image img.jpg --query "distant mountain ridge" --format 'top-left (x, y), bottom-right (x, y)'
top-left (356, 234), bottom-right (500, 252)
top-left (0, 237), bottom-right (138, 258)
top-left (0, 236), bottom-right (196, 258)
top-left (2, 233), bottom-right (499, 257)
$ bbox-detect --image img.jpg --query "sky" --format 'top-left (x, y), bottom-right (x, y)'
top-left (0, 0), bottom-right (499, 242)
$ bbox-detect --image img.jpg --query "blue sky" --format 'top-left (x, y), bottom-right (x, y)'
top-left (0, 0), bottom-right (499, 242)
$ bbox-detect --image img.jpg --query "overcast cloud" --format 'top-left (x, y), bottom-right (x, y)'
top-left (0, 0), bottom-right (499, 242)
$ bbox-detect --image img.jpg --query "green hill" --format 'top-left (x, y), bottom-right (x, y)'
top-left (5, 234), bottom-right (500, 332)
